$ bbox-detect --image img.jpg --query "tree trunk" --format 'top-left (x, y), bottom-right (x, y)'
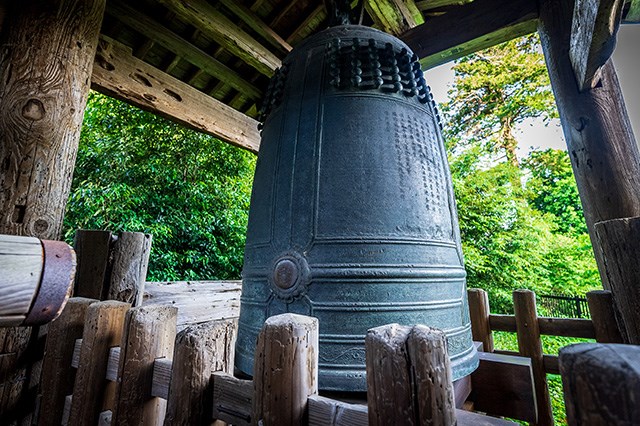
top-left (0, 1), bottom-right (105, 422)
top-left (538, 0), bottom-right (640, 342)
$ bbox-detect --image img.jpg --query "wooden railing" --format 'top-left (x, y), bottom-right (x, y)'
top-left (537, 294), bottom-right (590, 319)
top-left (467, 288), bottom-right (624, 426)
top-left (38, 297), bottom-right (523, 426)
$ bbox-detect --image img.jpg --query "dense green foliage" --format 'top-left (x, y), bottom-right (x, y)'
top-left (442, 35), bottom-right (600, 313)
top-left (64, 92), bottom-right (255, 281)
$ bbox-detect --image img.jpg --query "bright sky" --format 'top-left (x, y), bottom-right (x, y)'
top-left (423, 25), bottom-right (640, 158)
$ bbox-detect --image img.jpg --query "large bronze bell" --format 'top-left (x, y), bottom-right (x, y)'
top-left (235, 24), bottom-right (478, 391)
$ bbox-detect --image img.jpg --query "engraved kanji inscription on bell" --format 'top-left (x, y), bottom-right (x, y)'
top-left (236, 25), bottom-right (478, 391)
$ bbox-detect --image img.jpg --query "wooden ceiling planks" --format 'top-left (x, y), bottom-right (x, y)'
top-left (401, 0), bottom-right (538, 69)
top-left (106, 2), bottom-right (262, 100)
top-left (90, 0), bottom-right (553, 152)
top-left (155, 0), bottom-right (281, 76)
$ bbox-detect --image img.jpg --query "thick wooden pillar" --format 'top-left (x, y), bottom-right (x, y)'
top-left (0, 0), bottom-right (105, 239)
top-left (537, 0), bottom-right (640, 341)
top-left (0, 0), bottom-right (105, 422)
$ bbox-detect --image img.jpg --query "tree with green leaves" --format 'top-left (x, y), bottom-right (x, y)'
top-left (64, 92), bottom-right (256, 281)
top-left (443, 34), bottom-right (557, 168)
top-left (442, 35), bottom-right (599, 313)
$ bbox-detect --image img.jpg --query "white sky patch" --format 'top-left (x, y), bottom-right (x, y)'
top-left (423, 27), bottom-right (640, 155)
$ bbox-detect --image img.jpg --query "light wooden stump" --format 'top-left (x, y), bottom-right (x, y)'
top-left (112, 305), bottom-right (177, 426)
top-left (164, 319), bottom-right (238, 425)
top-left (253, 313), bottom-right (319, 426)
top-left (468, 288), bottom-right (494, 352)
top-left (366, 324), bottom-right (456, 426)
top-left (513, 290), bottom-right (553, 426)
top-left (37, 298), bottom-right (96, 426)
top-left (107, 232), bottom-right (152, 306)
top-left (560, 343), bottom-right (640, 424)
top-left (69, 300), bottom-right (130, 425)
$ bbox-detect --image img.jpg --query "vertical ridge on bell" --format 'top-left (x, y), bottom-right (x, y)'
top-left (237, 24), bottom-right (478, 391)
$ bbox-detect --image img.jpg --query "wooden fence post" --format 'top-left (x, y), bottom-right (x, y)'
top-left (253, 314), bottom-right (319, 426)
top-left (560, 343), bottom-right (640, 424)
top-left (586, 290), bottom-right (623, 343)
top-left (73, 230), bottom-right (114, 300)
top-left (107, 232), bottom-right (152, 307)
top-left (594, 217), bottom-right (640, 343)
top-left (164, 319), bottom-right (238, 425)
top-left (365, 324), bottom-right (456, 426)
top-left (468, 288), bottom-right (494, 352)
top-left (69, 300), bottom-right (130, 425)
top-left (513, 290), bottom-right (553, 426)
top-left (38, 298), bottom-right (97, 426)
top-left (112, 305), bottom-right (177, 426)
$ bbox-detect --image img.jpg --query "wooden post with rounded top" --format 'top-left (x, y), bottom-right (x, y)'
top-left (366, 323), bottom-right (456, 426)
top-left (513, 290), bottom-right (553, 426)
top-left (253, 313), bottom-right (319, 426)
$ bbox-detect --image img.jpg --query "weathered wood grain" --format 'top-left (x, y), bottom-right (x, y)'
top-left (538, 0), bottom-right (640, 341)
top-left (91, 36), bottom-right (261, 153)
top-left (253, 314), bottom-right (319, 426)
top-left (155, 0), bottom-right (280, 76)
top-left (560, 343), bottom-right (640, 424)
top-left (594, 217), bottom-right (640, 343)
top-left (151, 358), bottom-right (172, 400)
top-left (106, 1), bottom-right (262, 101)
top-left (112, 305), bottom-right (177, 426)
top-left (69, 301), bottom-right (130, 425)
top-left (212, 372), bottom-right (253, 426)
top-left (219, 0), bottom-right (292, 55)
top-left (38, 298), bottom-right (96, 426)
top-left (107, 232), bottom-right (151, 307)
top-left (142, 280), bottom-right (241, 329)
top-left (365, 0), bottom-right (422, 36)
top-left (513, 290), bottom-right (552, 426)
top-left (570, 0), bottom-right (625, 90)
top-left (586, 289), bottom-right (624, 343)
top-left (0, 236), bottom-right (42, 320)
top-left (401, 0), bottom-right (538, 69)
top-left (0, 0), bottom-right (105, 240)
top-left (0, 2), bottom-right (104, 416)
top-left (366, 324), bottom-right (456, 425)
top-left (164, 319), bottom-right (237, 425)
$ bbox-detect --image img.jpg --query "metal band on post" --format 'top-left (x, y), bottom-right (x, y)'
top-left (23, 240), bottom-right (76, 325)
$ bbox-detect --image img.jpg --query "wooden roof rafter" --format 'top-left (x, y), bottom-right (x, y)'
top-left (78, 0), bottom-right (640, 156)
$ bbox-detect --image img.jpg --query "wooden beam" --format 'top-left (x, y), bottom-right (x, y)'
top-left (218, 0), bottom-right (292, 55)
top-left (401, 0), bottom-right (538, 69)
top-left (286, 4), bottom-right (327, 45)
top-left (155, 0), bottom-right (281, 76)
top-left (142, 280), bottom-right (241, 329)
top-left (365, 0), bottom-right (422, 36)
top-left (538, 0), bottom-right (640, 341)
top-left (416, 0), bottom-right (473, 12)
top-left (594, 217), bottom-right (640, 344)
top-left (91, 36), bottom-right (260, 153)
top-left (106, 1), bottom-right (261, 101)
top-left (570, 0), bottom-right (625, 90)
